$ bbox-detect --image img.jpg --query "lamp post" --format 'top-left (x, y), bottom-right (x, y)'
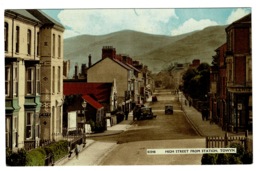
top-left (81, 100), bottom-right (87, 133)
top-left (81, 100), bottom-right (87, 147)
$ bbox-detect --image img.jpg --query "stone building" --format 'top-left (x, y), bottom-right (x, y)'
top-left (4, 9), bottom-right (64, 151)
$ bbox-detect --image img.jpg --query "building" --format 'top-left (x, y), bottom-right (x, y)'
top-left (87, 46), bottom-right (139, 113)
top-left (210, 43), bottom-right (227, 127)
top-left (225, 14), bottom-right (252, 132)
top-left (4, 9), bottom-right (64, 151)
top-left (63, 81), bottom-right (117, 132)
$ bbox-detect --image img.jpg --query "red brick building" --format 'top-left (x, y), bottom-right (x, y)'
top-left (210, 43), bottom-right (227, 128)
top-left (225, 14), bottom-right (252, 132)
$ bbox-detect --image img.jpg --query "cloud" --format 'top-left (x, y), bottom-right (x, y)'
top-left (58, 9), bottom-right (177, 38)
top-left (226, 8), bottom-right (250, 24)
top-left (171, 18), bottom-right (218, 36)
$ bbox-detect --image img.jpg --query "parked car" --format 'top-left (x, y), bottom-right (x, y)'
top-left (152, 96), bottom-right (158, 102)
top-left (133, 106), bottom-right (156, 120)
top-left (165, 105), bottom-right (173, 114)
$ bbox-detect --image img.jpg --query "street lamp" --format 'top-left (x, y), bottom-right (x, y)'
top-left (81, 100), bottom-right (87, 133)
top-left (81, 100), bottom-right (87, 147)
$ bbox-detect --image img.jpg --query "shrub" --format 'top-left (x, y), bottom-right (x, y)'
top-left (201, 142), bottom-right (253, 165)
top-left (216, 153), bottom-right (230, 164)
top-left (241, 151), bottom-right (253, 164)
top-left (6, 148), bottom-right (27, 166)
top-left (44, 140), bottom-right (68, 162)
top-left (201, 154), bottom-right (217, 164)
top-left (26, 148), bottom-right (46, 166)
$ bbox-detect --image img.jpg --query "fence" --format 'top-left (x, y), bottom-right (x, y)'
top-left (206, 131), bottom-right (252, 152)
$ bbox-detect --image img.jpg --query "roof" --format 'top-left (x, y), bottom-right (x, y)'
top-left (88, 57), bottom-right (133, 71)
top-left (27, 9), bottom-right (65, 30)
top-left (63, 82), bottom-right (112, 102)
top-left (82, 95), bottom-right (103, 109)
top-left (5, 9), bottom-right (41, 23)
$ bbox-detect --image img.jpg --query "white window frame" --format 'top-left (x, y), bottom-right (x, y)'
top-left (13, 116), bottom-right (18, 147)
top-left (5, 66), bottom-right (11, 97)
top-left (36, 67), bottom-right (40, 95)
top-left (26, 112), bottom-right (34, 140)
top-left (13, 65), bottom-right (18, 97)
top-left (26, 67), bottom-right (34, 95)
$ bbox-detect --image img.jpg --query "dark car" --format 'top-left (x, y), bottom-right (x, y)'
top-left (133, 106), bottom-right (155, 120)
top-left (165, 105), bottom-right (173, 114)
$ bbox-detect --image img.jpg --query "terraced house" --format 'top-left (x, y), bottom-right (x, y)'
top-left (4, 9), bottom-right (65, 151)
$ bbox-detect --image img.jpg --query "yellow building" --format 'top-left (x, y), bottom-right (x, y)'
top-left (5, 9), bottom-right (64, 151)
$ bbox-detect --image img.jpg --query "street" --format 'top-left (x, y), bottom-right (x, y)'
top-left (91, 89), bottom-right (205, 165)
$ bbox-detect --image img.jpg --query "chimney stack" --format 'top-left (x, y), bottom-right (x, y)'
top-left (88, 54), bottom-right (92, 67)
top-left (74, 63), bottom-right (78, 79)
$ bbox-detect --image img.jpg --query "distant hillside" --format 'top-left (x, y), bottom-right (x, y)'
top-left (64, 26), bottom-right (227, 76)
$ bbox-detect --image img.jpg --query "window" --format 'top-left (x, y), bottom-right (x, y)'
top-left (27, 29), bottom-right (31, 55)
top-left (5, 22), bottom-right (8, 52)
top-left (37, 32), bottom-right (40, 56)
top-left (5, 67), bottom-right (11, 97)
top-left (56, 106), bottom-right (61, 133)
top-left (13, 117), bottom-right (18, 147)
top-left (58, 66), bottom-right (61, 93)
top-left (6, 117), bottom-right (11, 148)
top-left (16, 26), bottom-right (20, 53)
top-left (26, 112), bottom-right (33, 139)
top-left (13, 66), bottom-right (18, 97)
top-left (58, 35), bottom-right (61, 58)
top-left (248, 58), bottom-right (252, 82)
top-left (53, 34), bottom-right (55, 57)
top-left (52, 66), bottom-right (55, 93)
top-left (36, 67), bottom-right (40, 95)
top-left (35, 113), bottom-right (40, 139)
top-left (27, 68), bottom-right (34, 95)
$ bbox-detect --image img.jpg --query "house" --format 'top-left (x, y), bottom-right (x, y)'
top-left (63, 81), bottom-right (117, 132)
top-left (87, 46), bottom-right (139, 114)
top-left (210, 43), bottom-right (227, 127)
top-left (4, 9), bottom-right (64, 151)
top-left (225, 14), bottom-right (252, 132)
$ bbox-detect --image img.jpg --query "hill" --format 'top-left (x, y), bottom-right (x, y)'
top-left (64, 26), bottom-right (227, 76)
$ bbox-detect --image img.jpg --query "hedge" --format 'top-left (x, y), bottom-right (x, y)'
top-left (26, 148), bottom-right (46, 166)
top-left (6, 140), bottom-right (69, 166)
top-left (44, 140), bottom-right (69, 162)
top-left (201, 142), bottom-right (253, 165)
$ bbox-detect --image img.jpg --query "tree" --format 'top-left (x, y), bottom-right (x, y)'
top-left (182, 63), bottom-right (210, 100)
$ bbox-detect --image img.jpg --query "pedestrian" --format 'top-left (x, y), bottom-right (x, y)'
top-left (75, 143), bottom-right (79, 159)
top-left (68, 143), bottom-right (72, 158)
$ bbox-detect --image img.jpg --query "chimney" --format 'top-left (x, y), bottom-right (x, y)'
top-left (102, 46), bottom-right (116, 60)
top-left (88, 54), bottom-right (92, 67)
top-left (74, 63), bottom-right (78, 79)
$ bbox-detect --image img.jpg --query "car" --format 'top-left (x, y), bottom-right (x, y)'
top-left (152, 96), bottom-right (158, 102)
top-left (134, 106), bottom-right (155, 120)
top-left (165, 105), bottom-right (173, 114)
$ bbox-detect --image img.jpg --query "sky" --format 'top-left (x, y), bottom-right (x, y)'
top-left (41, 8), bottom-right (251, 39)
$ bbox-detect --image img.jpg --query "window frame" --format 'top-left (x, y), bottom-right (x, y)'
top-left (15, 26), bottom-right (20, 53)
top-left (26, 111), bottom-right (34, 140)
top-left (5, 66), bottom-right (11, 97)
top-left (5, 22), bottom-right (8, 52)
top-left (26, 67), bottom-right (34, 95)
top-left (27, 29), bottom-right (32, 55)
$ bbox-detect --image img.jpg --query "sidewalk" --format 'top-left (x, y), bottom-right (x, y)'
top-left (179, 92), bottom-right (249, 137)
top-left (55, 113), bottom-right (134, 166)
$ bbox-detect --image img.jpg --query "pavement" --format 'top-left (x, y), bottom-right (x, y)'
top-left (55, 92), bottom-right (252, 166)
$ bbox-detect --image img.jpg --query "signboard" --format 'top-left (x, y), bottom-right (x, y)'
top-left (68, 111), bottom-right (77, 131)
